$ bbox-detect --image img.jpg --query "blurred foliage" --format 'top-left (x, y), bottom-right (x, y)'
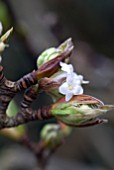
top-left (0, 0), bottom-right (11, 29)
top-left (44, 0), bottom-right (114, 57)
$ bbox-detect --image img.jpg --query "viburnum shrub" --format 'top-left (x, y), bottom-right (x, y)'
top-left (0, 22), bottom-right (113, 169)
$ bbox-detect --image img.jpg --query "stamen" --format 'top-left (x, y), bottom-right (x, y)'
top-left (68, 84), bottom-right (73, 90)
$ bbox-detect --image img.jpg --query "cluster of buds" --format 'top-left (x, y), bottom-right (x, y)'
top-left (38, 38), bottom-right (89, 102)
top-left (36, 38), bottom-right (114, 128)
top-left (0, 21), bottom-right (113, 148)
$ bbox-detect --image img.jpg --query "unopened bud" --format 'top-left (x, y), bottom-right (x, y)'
top-left (37, 38), bottom-right (74, 68)
top-left (36, 38), bottom-right (74, 79)
top-left (37, 47), bottom-right (62, 67)
top-left (1, 27), bottom-right (13, 42)
top-left (50, 95), bottom-right (114, 127)
top-left (40, 123), bottom-right (70, 149)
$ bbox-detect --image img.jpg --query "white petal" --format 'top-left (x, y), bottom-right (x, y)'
top-left (0, 22), bottom-right (3, 36)
top-left (66, 74), bottom-right (73, 83)
top-left (66, 72), bottom-right (78, 84)
top-left (60, 62), bottom-right (74, 73)
top-left (70, 76), bottom-right (81, 86)
top-left (71, 74), bottom-right (89, 85)
top-left (68, 64), bottom-right (74, 73)
top-left (73, 79), bottom-right (81, 86)
top-left (78, 75), bottom-right (89, 84)
top-left (78, 75), bottom-right (83, 81)
top-left (65, 93), bottom-right (73, 101)
top-left (60, 62), bottom-right (67, 70)
top-left (68, 74), bottom-right (80, 84)
top-left (82, 80), bottom-right (89, 84)
top-left (59, 82), bottom-right (68, 95)
top-left (73, 85), bottom-right (84, 95)
top-left (72, 72), bottom-right (78, 78)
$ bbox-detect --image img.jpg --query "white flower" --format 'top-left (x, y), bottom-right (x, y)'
top-left (59, 62), bottom-right (89, 101)
top-left (0, 22), bottom-right (3, 36)
top-left (59, 73), bottom-right (83, 101)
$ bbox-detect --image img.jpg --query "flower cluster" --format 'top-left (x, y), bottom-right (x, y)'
top-left (58, 62), bottom-right (89, 101)
top-left (36, 38), bottom-right (114, 128)
top-left (37, 46), bottom-right (89, 102)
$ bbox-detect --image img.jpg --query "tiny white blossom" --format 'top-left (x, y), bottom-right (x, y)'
top-left (59, 62), bottom-right (89, 101)
top-left (0, 22), bottom-right (3, 36)
top-left (59, 73), bottom-right (84, 101)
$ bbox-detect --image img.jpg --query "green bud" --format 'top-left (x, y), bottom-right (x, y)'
top-left (37, 47), bottom-right (62, 67)
top-left (40, 123), bottom-right (71, 149)
top-left (58, 38), bottom-right (73, 53)
top-left (1, 27), bottom-right (13, 42)
top-left (0, 27), bottom-right (13, 58)
top-left (36, 38), bottom-right (74, 79)
top-left (37, 38), bottom-right (74, 67)
top-left (50, 95), bottom-right (114, 127)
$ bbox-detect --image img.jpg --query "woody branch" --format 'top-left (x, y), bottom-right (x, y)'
top-left (0, 65), bottom-right (53, 130)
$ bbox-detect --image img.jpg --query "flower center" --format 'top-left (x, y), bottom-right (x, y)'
top-left (68, 84), bottom-right (73, 90)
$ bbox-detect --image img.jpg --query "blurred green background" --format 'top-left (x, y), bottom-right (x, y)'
top-left (0, 0), bottom-right (114, 169)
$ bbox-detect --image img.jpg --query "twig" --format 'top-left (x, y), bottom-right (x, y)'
top-left (0, 105), bottom-right (52, 129)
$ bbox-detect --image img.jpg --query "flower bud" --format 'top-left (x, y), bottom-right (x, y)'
top-left (40, 123), bottom-right (71, 149)
top-left (50, 95), bottom-right (114, 127)
top-left (36, 39), bottom-right (74, 79)
top-left (0, 27), bottom-right (13, 60)
top-left (37, 38), bottom-right (74, 68)
top-left (37, 47), bottom-right (62, 67)
top-left (1, 27), bottom-right (13, 42)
